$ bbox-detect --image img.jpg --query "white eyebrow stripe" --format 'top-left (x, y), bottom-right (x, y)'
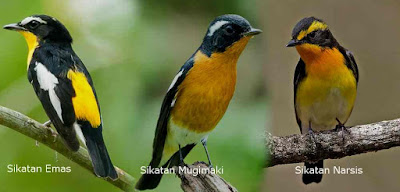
top-left (207, 20), bottom-right (229, 36)
top-left (21, 16), bottom-right (47, 25)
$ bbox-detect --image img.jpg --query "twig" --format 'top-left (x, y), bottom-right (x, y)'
top-left (176, 162), bottom-right (238, 192)
top-left (0, 106), bottom-right (135, 191)
top-left (266, 119), bottom-right (400, 166)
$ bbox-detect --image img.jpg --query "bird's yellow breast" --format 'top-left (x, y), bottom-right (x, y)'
top-left (19, 31), bottom-right (38, 69)
top-left (295, 45), bottom-right (357, 126)
top-left (67, 70), bottom-right (101, 128)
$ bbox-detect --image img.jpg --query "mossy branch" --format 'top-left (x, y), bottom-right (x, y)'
top-left (0, 106), bottom-right (135, 191)
top-left (0, 105), bottom-right (240, 192)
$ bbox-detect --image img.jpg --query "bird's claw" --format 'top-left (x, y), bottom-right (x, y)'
top-left (335, 123), bottom-right (348, 143)
top-left (43, 120), bottom-right (52, 127)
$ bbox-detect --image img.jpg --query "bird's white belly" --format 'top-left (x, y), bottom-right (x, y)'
top-left (161, 120), bottom-right (209, 164)
top-left (299, 88), bottom-right (349, 133)
top-left (169, 121), bottom-right (209, 146)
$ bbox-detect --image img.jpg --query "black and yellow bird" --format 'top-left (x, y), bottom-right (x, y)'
top-left (287, 17), bottom-right (359, 184)
top-left (4, 15), bottom-right (118, 179)
top-left (135, 14), bottom-right (261, 190)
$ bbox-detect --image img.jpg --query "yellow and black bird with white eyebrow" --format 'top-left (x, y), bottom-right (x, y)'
top-left (287, 17), bottom-right (359, 184)
top-left (135, 14), bottom-right (261, 190)
top-left (4, 15), bottom-right (118, 179)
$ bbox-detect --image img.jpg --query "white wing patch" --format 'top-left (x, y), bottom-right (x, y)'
top-left (74, 123), bottom-right (86, 145)
top-left (171, 98), bottom-right (177, 107)
top-left (208, 20), bottom-right (229, 36)
top-left (168, 69), bottom-right (184, 92)
top-left (21, 16), bottom-right (47, 25)
top-left (34, 62), bottom-right (63, 123)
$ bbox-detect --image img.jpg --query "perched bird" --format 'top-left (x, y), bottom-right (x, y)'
top-left (4, 15), bottom-right (118, 179)
top-left (287, 17), bottom-right (359, 184)
top-left (136, 14), bottom-right (261, 190)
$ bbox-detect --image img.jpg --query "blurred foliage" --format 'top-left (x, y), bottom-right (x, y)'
top-left (0, 0), bottom-right (267, 191)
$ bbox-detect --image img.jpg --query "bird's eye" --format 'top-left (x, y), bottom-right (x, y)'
top-left (308, 31), bottom-right (316, 38)
top-left (224, 25), bottom-right (234, 35)
top-left (28, 20), bottom-right (40, 29)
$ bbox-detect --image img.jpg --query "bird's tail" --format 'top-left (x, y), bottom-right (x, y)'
top-left (81, 122), bottom-right (118, 180)
top-left (135, 164), bottom-right (165, 190)
top-left (303, 160), bottom-right (323, 184)
top-left (57, 125), bottom-right (80, 151)
top-left (135, 144), bottom-right (196, 190)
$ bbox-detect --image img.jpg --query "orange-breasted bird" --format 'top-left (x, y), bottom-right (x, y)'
top-left (287, 17), bottom-right (359, 184)
top-left (135, 14), bottom-right (261, 190)
top-left (4, 15), bottom-right (118, 179)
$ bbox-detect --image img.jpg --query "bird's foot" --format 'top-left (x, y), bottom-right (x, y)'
top-left (43, 120), bottom-right (52, 127)
top-left (51, 131), bottom-right (58, 142)
top-left (179, 161), bottom-right (187, 167)
top-left (335, 121), bottom-right (349, 143)
top-left (308, 128), bottom-right (317, 144)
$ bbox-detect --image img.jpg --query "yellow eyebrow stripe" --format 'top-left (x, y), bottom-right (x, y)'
top-left (67, 70), bottom-right (101, 128)
top-left (297, 21), bottom-right (328, 40)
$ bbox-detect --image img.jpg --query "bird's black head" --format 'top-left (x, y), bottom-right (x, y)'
top-left (200, 14), bottom-right (262, 56)
top-left (287, 17), bottom-right (337, 48)
top-left (4, 15), bottom-right (72, 44)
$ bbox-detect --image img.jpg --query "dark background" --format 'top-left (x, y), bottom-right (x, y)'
top-left (262, 0), bottom-right (400, 192)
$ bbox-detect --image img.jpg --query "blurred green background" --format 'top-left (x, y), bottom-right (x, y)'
top-left (0, 0), bottom-right (266, 191)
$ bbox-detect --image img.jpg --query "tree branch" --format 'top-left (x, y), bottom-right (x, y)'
top-left (5, 101), bottom-right (400, 190)
top-left (266, 119), bottom-right (400, 166)
top-left (0, 106), bottom-right (135, 191)
top-left (0, 105), bottom-right (240, 191)
top-left (176, 162), bottom-right (238, 192)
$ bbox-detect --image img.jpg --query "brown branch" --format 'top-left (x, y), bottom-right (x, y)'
top-left (176, 162), bottom-right (238, 192)
top-left (266, 119), bottom-right (400, 166)
top-left (0, 106), bottom-right (135, 191)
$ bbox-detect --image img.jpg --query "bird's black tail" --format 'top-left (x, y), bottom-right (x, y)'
top-left (303, 160), bottom-right (323, 184)
top-left (80, 122), bottom-right (118, 180)
top-left (135, 164), bottom-right (164, 190)
top-left (135, 144), bottom-right (195, 190)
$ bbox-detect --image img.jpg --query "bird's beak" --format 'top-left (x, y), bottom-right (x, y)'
top-left (244, 28), bottom-right (262, 36)
top-left (3, 23), bottom-right (26, 31)
top-left (286, 39), bottom-right (302, 47)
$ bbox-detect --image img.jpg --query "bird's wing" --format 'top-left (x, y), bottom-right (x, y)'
top-left (150, 57), bottom-right (194, 167)
top-left (339, 46), bottom-right (359, 84)
top-left (28, 47), bottom-right (80, 150)
top-left (345, 50), bottom-right (359, 84)
top-left (29, 46), bottom-right (101, 151)
top-left (293, 58), bottom-right (307, 133)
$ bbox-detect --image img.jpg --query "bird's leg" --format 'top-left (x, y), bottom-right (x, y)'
top-left (307, 121), bottom-right (316, 144)
top-left (43, 120), bottom-right (52, 127)
top-left (334, 118), bottom-right (347, 132)
top-left (335, 118), bottom-right (348, 142)
top-left (306, 121), bottom-right (319, 160)
top-left (43, 120), bottom-right (57, 142)
top-left (201, 137), bottom-right (213, 168)
top-left (178, 144), bottom-right (185, 167)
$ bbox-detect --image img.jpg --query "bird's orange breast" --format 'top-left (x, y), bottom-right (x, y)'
top-left (296, 44), bottom-right (346, 77)
top-left (170, 50), bottom-right (240, 133)
top-left (295, 44), bottom-right (357, 130)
